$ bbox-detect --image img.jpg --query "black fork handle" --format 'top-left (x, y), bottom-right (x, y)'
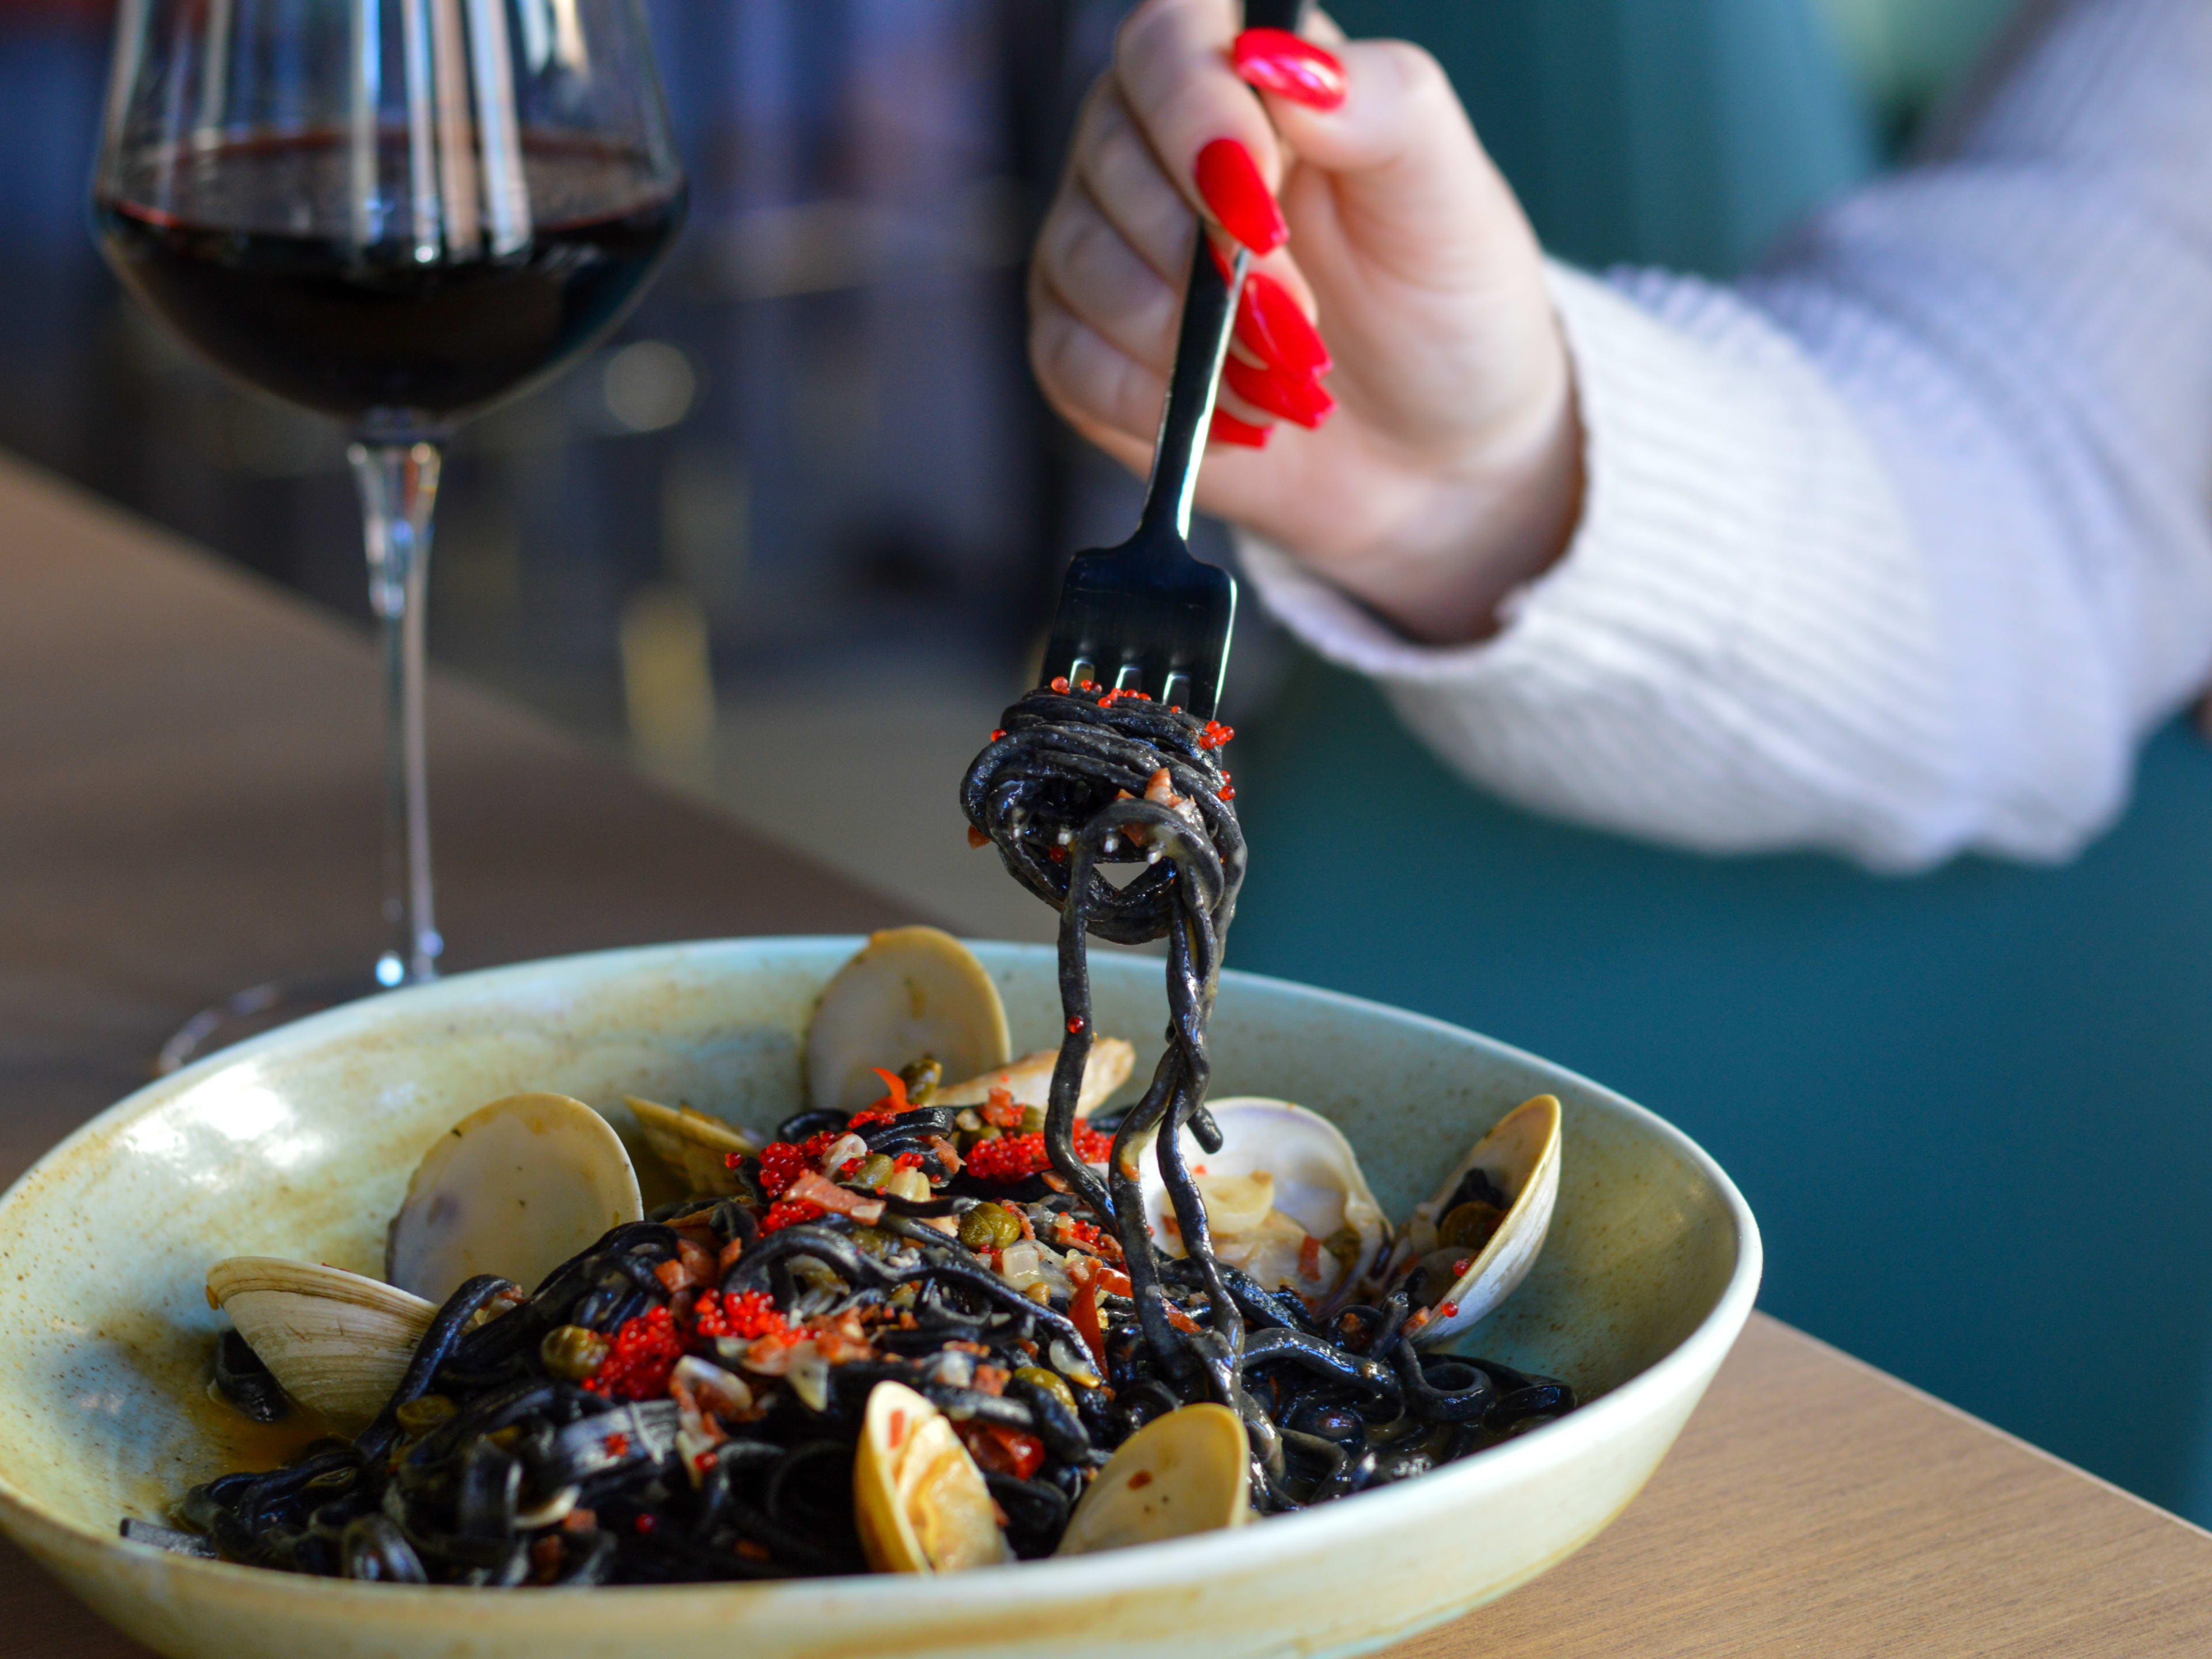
top-left (1135, 237), bottom-right (1246, 546)
top-left (1132, 0), bottom-right (1313, 547)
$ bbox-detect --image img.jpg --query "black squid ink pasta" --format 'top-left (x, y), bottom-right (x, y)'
top-left (164, 681), bottom-right (1573, 1586)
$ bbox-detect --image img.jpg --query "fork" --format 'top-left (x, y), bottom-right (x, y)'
top-left (1037, 0), bottom-right (1309, 722)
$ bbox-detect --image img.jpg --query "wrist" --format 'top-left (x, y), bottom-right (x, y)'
top-left (1306, 355), bottom-right (1585, 647)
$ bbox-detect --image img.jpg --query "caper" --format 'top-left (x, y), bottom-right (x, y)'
top-left (899, 1057), bottom-right (943, 1107)
top-left (854, 1154), bottom-right (896, 1190)
top-left (958, 1202), bottom-right (1024, 1251)
top-left (850, 1226), bottom-right (895, 1257)
top-left (394, 1395), bottom-right (456, 1435)
top-left (1019, 1105), bottom-right (1048, 1134)
top-left (1014, 1365), bottom-right (1078, 1415)
top-left (540, 1324), bottom-right (612, 1382)
top-left (1436, 1200), bottom-right (1505, 1252)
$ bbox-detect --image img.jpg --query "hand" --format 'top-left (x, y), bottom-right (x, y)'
top-left (1029, 0), bottom-right (1582, 646)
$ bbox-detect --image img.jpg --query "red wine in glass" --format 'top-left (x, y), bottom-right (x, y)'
top-left (93, 0), bottom-right (687, 1068)
top-left (96, 134), bottom-right (683, 423)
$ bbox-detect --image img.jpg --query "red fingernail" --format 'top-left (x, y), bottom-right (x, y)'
top-left (1210, 408), bottom-right (1272, 448)
top-left (1223, 355), bottom-right (1334, 427)
top-left (1236, 270), bottom-right (1331, 375)
top-left (1232, 28), bottom-right (1348, 111)
top-left (1194, 138), bottom-right (1286, 255)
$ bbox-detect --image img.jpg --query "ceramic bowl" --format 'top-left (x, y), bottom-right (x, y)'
top-left (0, 938), bottom-right (1760, 1659)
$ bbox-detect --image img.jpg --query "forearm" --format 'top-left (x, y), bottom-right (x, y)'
top-left (1241, 264), bottom-right (1980, 870)
top-left (1243, 0), bottom-right (2212, 868)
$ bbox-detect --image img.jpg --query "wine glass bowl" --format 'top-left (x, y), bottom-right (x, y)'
top-left (91, 0), bottom-right (685, 1046)
top-left (94, 130), bottom-right (684, 427)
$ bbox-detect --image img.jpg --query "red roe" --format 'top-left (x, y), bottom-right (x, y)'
top-left (1055, 1214), bottom-right (1120, 1258)
top-left (755, 1130), bottom-right (842, 1197)
top-left (712, 1289), bottom-right (788, 1341)
top-left (758, 1198), bottom-right (827, 1234)
top-left (963, 1126), bottom-right (1114, 1183)
top-left (585, 1308), bottom-right (684, 1401)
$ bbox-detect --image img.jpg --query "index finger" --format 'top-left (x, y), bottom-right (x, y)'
top-left (1114, 0), bottom-right (1288, 253)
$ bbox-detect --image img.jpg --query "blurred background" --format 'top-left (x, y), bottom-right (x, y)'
top-left (14, 0), bottom-right (2212, 1528)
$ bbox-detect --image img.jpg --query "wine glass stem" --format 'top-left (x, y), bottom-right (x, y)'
top-left (350, 439), bottom-right (444, 988)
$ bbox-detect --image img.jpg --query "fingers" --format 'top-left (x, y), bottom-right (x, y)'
top-left (1028, 263), bottom-right (1170, 449)
top-left (1238, 36), bottom-right (1517, 285)
top-left (1039, 84), bottom-right (1323, 402)
top-left (1066, 84), bottom-right (1198, 290)
top-left (1034, 181), bottom-right (1181, 380)
top-left (1230, 27), bottom-right (1347, 111)
top-left (1029, 263), bottom-right (1280, 460)
top-left (1115, 0), bottom-right (1286, 252)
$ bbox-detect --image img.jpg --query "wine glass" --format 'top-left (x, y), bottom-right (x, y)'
top-left (90, 0), bottom-right (687, 1067)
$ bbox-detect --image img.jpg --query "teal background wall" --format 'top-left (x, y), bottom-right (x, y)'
top-left (1327, 0), bottom-right (1875, 274)
top-left (1226, 2), bottom-right (2212, 1523)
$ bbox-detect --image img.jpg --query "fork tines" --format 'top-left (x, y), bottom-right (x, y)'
top-left (1039, 530), bottom-right (1237, 719)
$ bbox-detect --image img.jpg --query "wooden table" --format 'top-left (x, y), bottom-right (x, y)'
top-left (5, 453), bottom-right (2210, 1654)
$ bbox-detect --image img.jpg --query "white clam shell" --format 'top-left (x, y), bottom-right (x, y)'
top-left (852, 1380), bottom-right (1012, 1573)
top-left (935, 1037), bottom-right (1135, 1118)
top-left (385, 1093), bottom-right (643, 1305)
top-left (1400, 1094), bottom-right (1562, 1348)
top-left (1138, 1097), bottom-right (1389, 1308)
top-left (205, 1256), bottom-right (435, 1429)
top-left (627, 1096), bottom-right (757, 1197)
top-left (805, 928), bottom-right (1012, 1117)
top-left (1055, 1403), bottom-right (1251, 1556)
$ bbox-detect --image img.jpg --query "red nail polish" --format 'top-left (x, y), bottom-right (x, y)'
top-left (1210, 408), bottom-right (1272, 449)
top-left (1223, 355), bottom-right (1334, 428)
top-left (1194, 138), bottom-right (1286, 255)
top-left (1232, 28), bottom-right (1348, 111)
top-left (1236, 270), bottom-right (1331, 375)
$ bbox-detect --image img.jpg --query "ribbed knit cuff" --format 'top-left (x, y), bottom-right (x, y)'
top-left (1237, 261), bottom-right (1960, 866)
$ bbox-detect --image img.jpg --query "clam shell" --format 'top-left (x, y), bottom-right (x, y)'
top-left (852, 1380), bottom-right (1011, 1573)
top-left (934, 1038), bottom-right (1135, 1117)
top-left (805, 928), bottom-right (1011, 1116)
top-left (1400, 1094), bottom-right (1562, 1347)
top-left (205, 1256), bottom-right (434, 1429)
top-left (627, 1096), bottom-right (757, 1197)
top-left (1138, 1097), bottom-right (1389, 1308)
top-left (385, 1093), bottom-right (643, 1305)
top-left (1055, 1403), bottom-right (1251, 1556)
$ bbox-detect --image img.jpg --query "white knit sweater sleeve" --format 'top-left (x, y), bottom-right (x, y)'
top-left (1235, 0), bottom-right (2212, 870)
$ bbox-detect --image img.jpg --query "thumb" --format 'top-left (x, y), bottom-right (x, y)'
top-left (1259, 37), bottom-right (1533, 292)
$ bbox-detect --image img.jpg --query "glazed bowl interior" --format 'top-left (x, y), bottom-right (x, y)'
top-left (0, 938), bottom-right (1758, 1659)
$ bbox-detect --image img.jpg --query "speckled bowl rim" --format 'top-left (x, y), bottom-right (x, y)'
top-left (0, 937), bottom-right (1762, 1620)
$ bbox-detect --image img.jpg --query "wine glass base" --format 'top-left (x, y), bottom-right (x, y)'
top-left (154, 972), bottom-right (387, 1075)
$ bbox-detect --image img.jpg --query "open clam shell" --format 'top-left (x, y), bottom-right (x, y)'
top-left (1055, 1403), bottom-right (1251, 1556)
top-left (1396, 1094), bottom-right (1562, 1348)
top-left (806, 927), bottom-right (1012, 1117)
top-left (385, 1093), bottom-right (643, 1305)
top-left (852, 1380), bottom-right (1012, 1573)
top-left (626, 1096), bottom-right (757, 1198)
top-left (1137, 1098), bottom-right (1389, 1311)
top-left (205, 1257), bottom-right (435, 1430)
top-left (935, 1037), bottom-right (1135, 1118)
